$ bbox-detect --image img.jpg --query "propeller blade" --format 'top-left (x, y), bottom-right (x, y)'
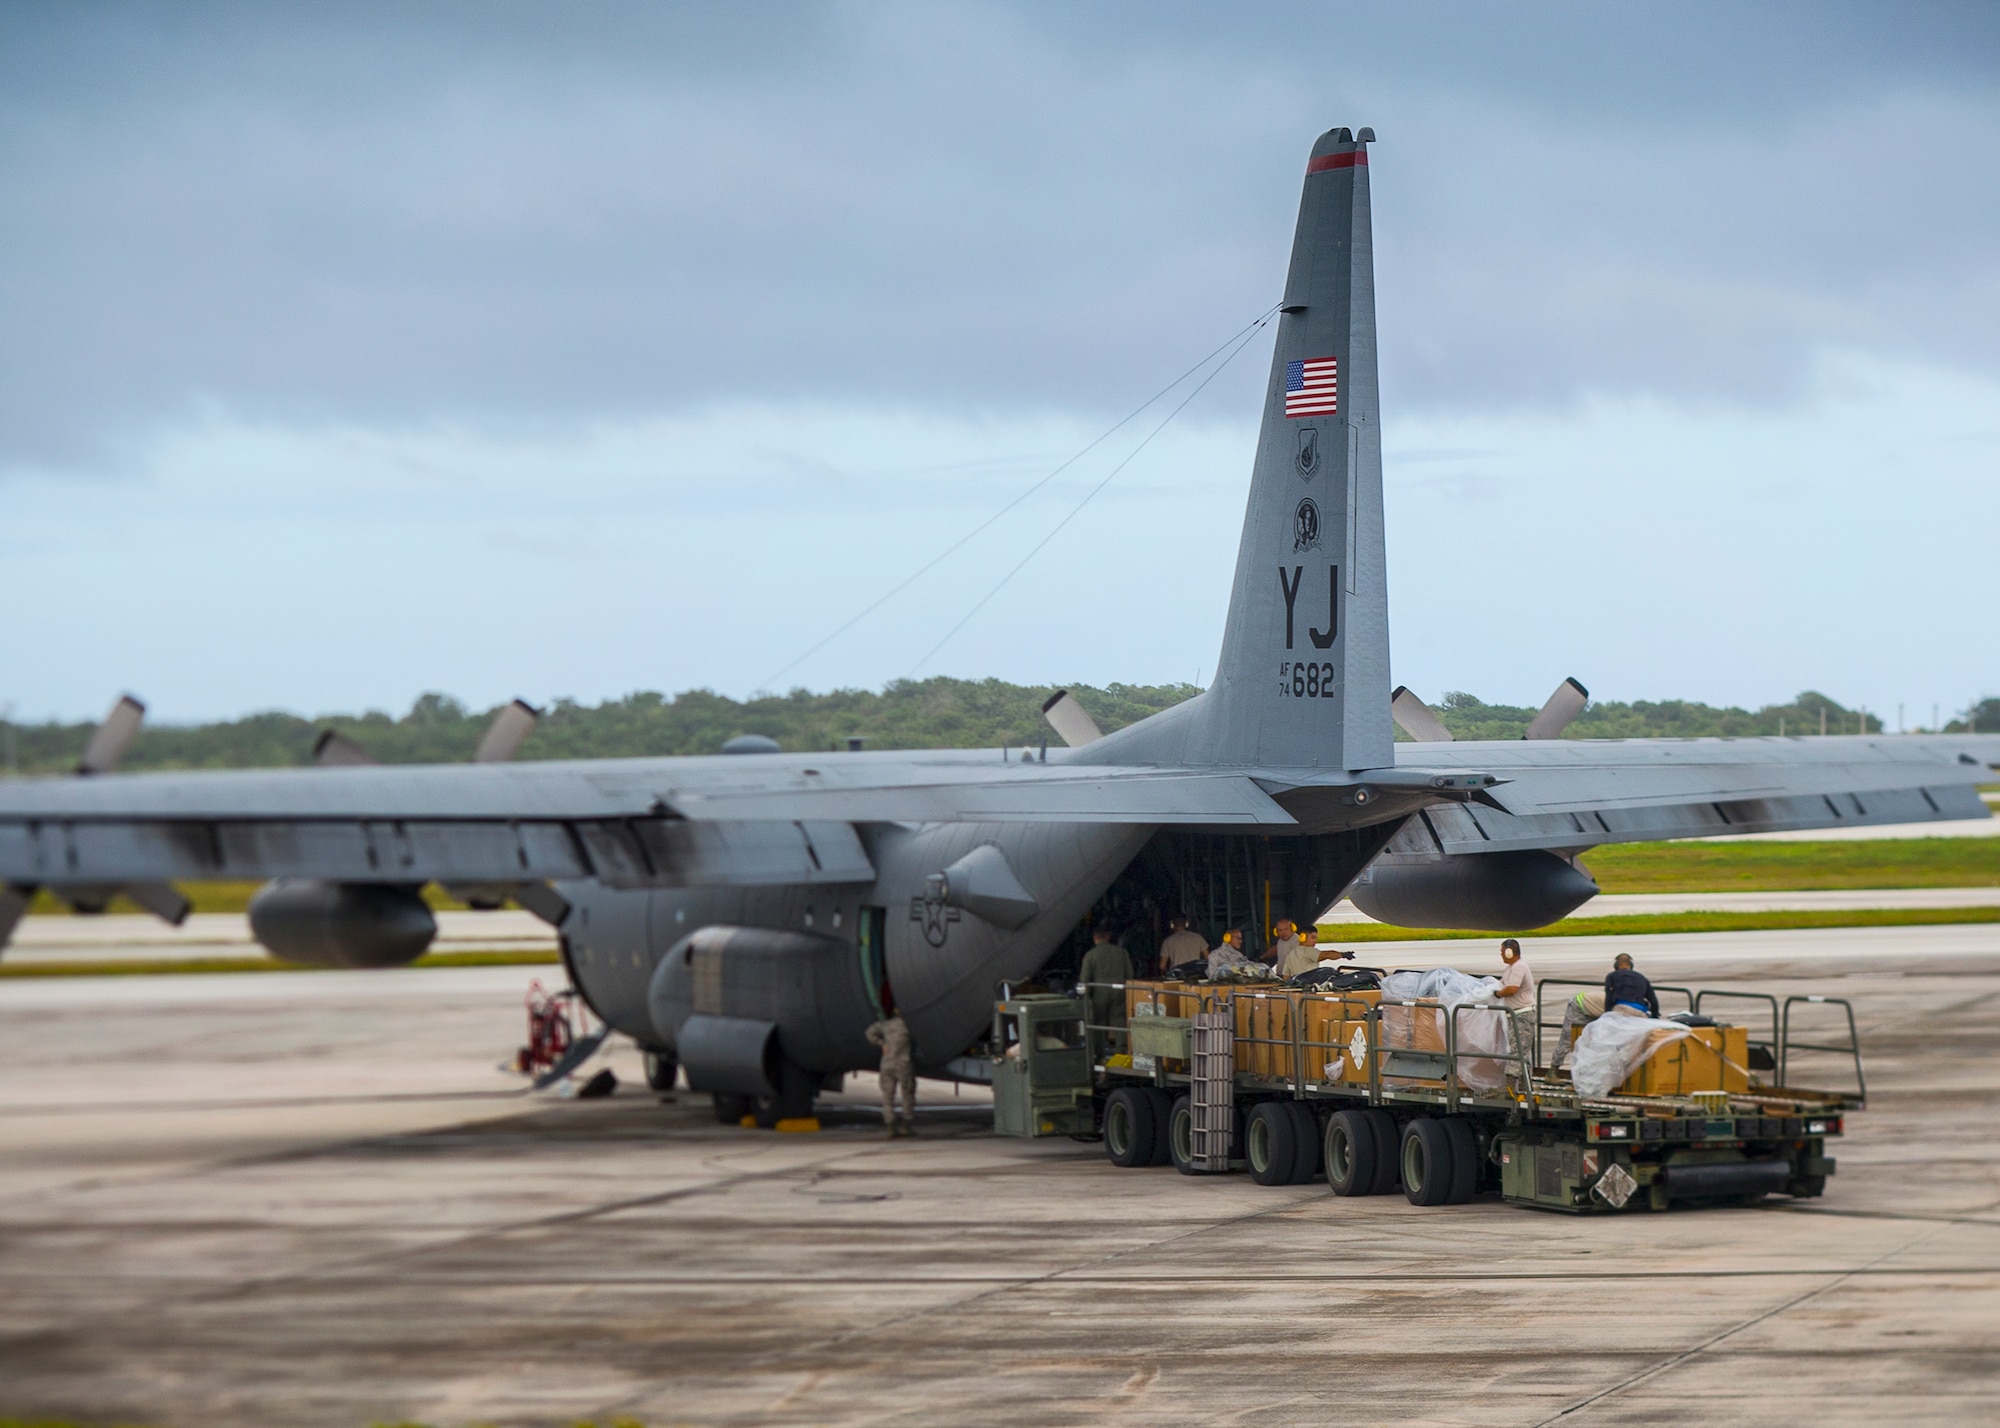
top-left (0, 883), bottom-right (31, 955)
top-left (122, 880), bottom-right (192, 926)
top-left (1390, 686), bottom-right (1453, 743)
top-left (312, 729), bottom-right (378, 767)
top-left (1040, 690), bottom-right (1103, 747)
top-left (1525, 677), bottom-right (1590, 740)
top-left (474, 699), bottom-right (540, 763)
top-left (77, 694), bottom-right (145, 774)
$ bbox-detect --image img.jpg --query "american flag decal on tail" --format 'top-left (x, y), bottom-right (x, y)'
top-left (1284, 356), bottom-right (1337, 417)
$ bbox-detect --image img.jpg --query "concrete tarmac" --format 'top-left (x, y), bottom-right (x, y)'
top-left (2, 927), bottom-right (1998, 1426)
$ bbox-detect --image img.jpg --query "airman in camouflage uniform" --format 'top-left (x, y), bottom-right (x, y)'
top-left (866, 1010), bottom-right (916, 1136)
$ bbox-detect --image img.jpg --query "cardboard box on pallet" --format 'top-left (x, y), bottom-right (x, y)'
top-left (1620, 1024), bottom-right (1749, 1096)
top-left (1380, 1000), bottom-right (1447, 1054)
top-left (1125, 980), bottom-right (1216, 1021)
top-left (1231, 989), bottom-right (1296, 1078)
top-left (1300, 989), bottom-right (1380, 1084)
top-left (1124, 980), bottom-right (1175, 1021)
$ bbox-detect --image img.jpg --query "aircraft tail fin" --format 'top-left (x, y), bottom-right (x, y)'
top-left (1087, 127), bottom-right (1393, 770)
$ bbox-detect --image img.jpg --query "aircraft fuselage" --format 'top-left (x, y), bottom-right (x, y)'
top-left (559, 818), bottom-right (1152, 1074)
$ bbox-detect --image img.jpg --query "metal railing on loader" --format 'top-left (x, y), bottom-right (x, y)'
top-left (1780, 995), bottom-right (1866, 1104)
top-left (1080, 980), bottom-right (1543, 1121)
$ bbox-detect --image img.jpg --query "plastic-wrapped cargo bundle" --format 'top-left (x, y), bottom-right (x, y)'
top-left (1569, 1012), bottom-right (1690, 1097)
top-left (1376, 968), bottom-right (1510, 1090)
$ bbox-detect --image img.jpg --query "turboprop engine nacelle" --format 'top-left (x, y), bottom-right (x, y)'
top-left (1348, 850), bottom-right (1598, 932)
top-left (248, 880), bottom-right (438, 968)
top-left (646, 925), bottom-right (881, 1094)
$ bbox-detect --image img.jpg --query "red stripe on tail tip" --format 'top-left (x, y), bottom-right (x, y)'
top-left (1306, 150), bottom-right (1367, 174)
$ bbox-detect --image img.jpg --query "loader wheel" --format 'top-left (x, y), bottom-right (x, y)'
top-left (1144, 1088), bottom-right (1176, 1166)
top-left (1103, 1088), bottom-right (1161, 1168)
top-left (1364, 1108), bottom-right (1402, 1194)
top-left (1323, 1109), bottom-right (1377, 1196)
top-left (1168, 1094), bottom-right (1198, 1175)
top-left (1246, 1102), bottom-right (1298, 1186)
top-left (1401, 1117), bottom-right (1457, 1207)
top-left (1285, 1101), bottom-right (1322, 1185)
top-left (1441, 1115), bottom-right (1479, 1204)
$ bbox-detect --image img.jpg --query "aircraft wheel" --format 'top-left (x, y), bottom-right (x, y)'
top-left (1103, 1088), bottom-right (1161, 1168)
top-left (643, 1050), bottom-right (679, 1094)
top-left (1285, 1101), bottom-right (1322, 1184)
top-left (1168, 1094), bottom-right (1198, 1175)
top-left (1245, 1102), bottom-right (1298, 1186)
top-left (1364, 1108), bottom-right (1402, 1194)
top-left (1441, 1115), bottom-right (1479, 1204)
top-left (753, 1059), bottom-right (817, 1128)
top-left (711, 1092), bottom-right (752, 1124)
top-left (1323, 1109), bottom-right (1377, 1196)
top-left (1401, 1117), bottom-right (1457, 1207)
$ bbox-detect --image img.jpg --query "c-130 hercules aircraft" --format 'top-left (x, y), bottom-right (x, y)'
top-left (3, 127), bottom-right (1996, 1125)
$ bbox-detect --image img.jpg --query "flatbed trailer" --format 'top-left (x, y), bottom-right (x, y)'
top-left (987, 976), bottom-right (1861, 1212)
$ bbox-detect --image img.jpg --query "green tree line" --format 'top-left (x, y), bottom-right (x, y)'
top-left (1, 682), bottom-right (1991, 774)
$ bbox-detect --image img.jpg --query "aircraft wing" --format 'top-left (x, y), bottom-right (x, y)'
top-left (0, 751), bottom-right (1312, 894)
top-left (1378, 734), bottom-right (2000, 858)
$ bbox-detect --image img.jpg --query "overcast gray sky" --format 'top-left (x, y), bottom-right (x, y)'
top-left (3, 1), bottom-right (1997, 725)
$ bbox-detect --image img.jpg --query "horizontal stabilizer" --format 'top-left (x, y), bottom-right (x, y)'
top-left (1041, 690), bottom-right (1103, 747)
top-left (1525, 678), bottom-right (1590, 740)
top-left (1390, 687), bottom-right (1453, 743)
top-left (78, 695), bottom-right (145, 775)
top-left (475, 699), bottom-right (540, 763)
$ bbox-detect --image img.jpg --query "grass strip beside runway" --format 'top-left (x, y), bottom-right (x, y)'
top-left (1329, 904), bottom-right (2000, 943)
top-left (8, 907), bottom-right (2000, 977)
top-left (1586, 837), bottom-right (1999, 892)
top-left (0, 949), bottom-right (561, 978)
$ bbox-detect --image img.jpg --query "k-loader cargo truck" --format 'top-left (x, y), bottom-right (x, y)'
top-left (987, 973), bottom-right (1858, 1213)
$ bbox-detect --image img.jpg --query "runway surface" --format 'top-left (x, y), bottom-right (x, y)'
top-left (3, 908), bottom-right (558, 965)
top-left (2, 925), bottom-right (1997, 1425)
top-left (12, 878), bottom-right (2000, 968)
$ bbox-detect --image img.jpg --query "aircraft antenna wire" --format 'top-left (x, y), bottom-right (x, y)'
top-left (758, 305), bottom-right (1280, 692)
top-left (905, 309), bottom-right (1275, 678)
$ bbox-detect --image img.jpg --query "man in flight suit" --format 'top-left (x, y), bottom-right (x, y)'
top-left (1078, 925), bottom-right (1134, 1062)
top-left (866, 1009), bottom-right (917, 1137)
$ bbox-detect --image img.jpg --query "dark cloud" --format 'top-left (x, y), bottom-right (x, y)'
top-left (3, 0), bottom-right (1998, 473)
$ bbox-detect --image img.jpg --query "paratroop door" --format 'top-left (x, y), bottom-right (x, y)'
top-left (857, 905), bottom-right (890, 1014)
